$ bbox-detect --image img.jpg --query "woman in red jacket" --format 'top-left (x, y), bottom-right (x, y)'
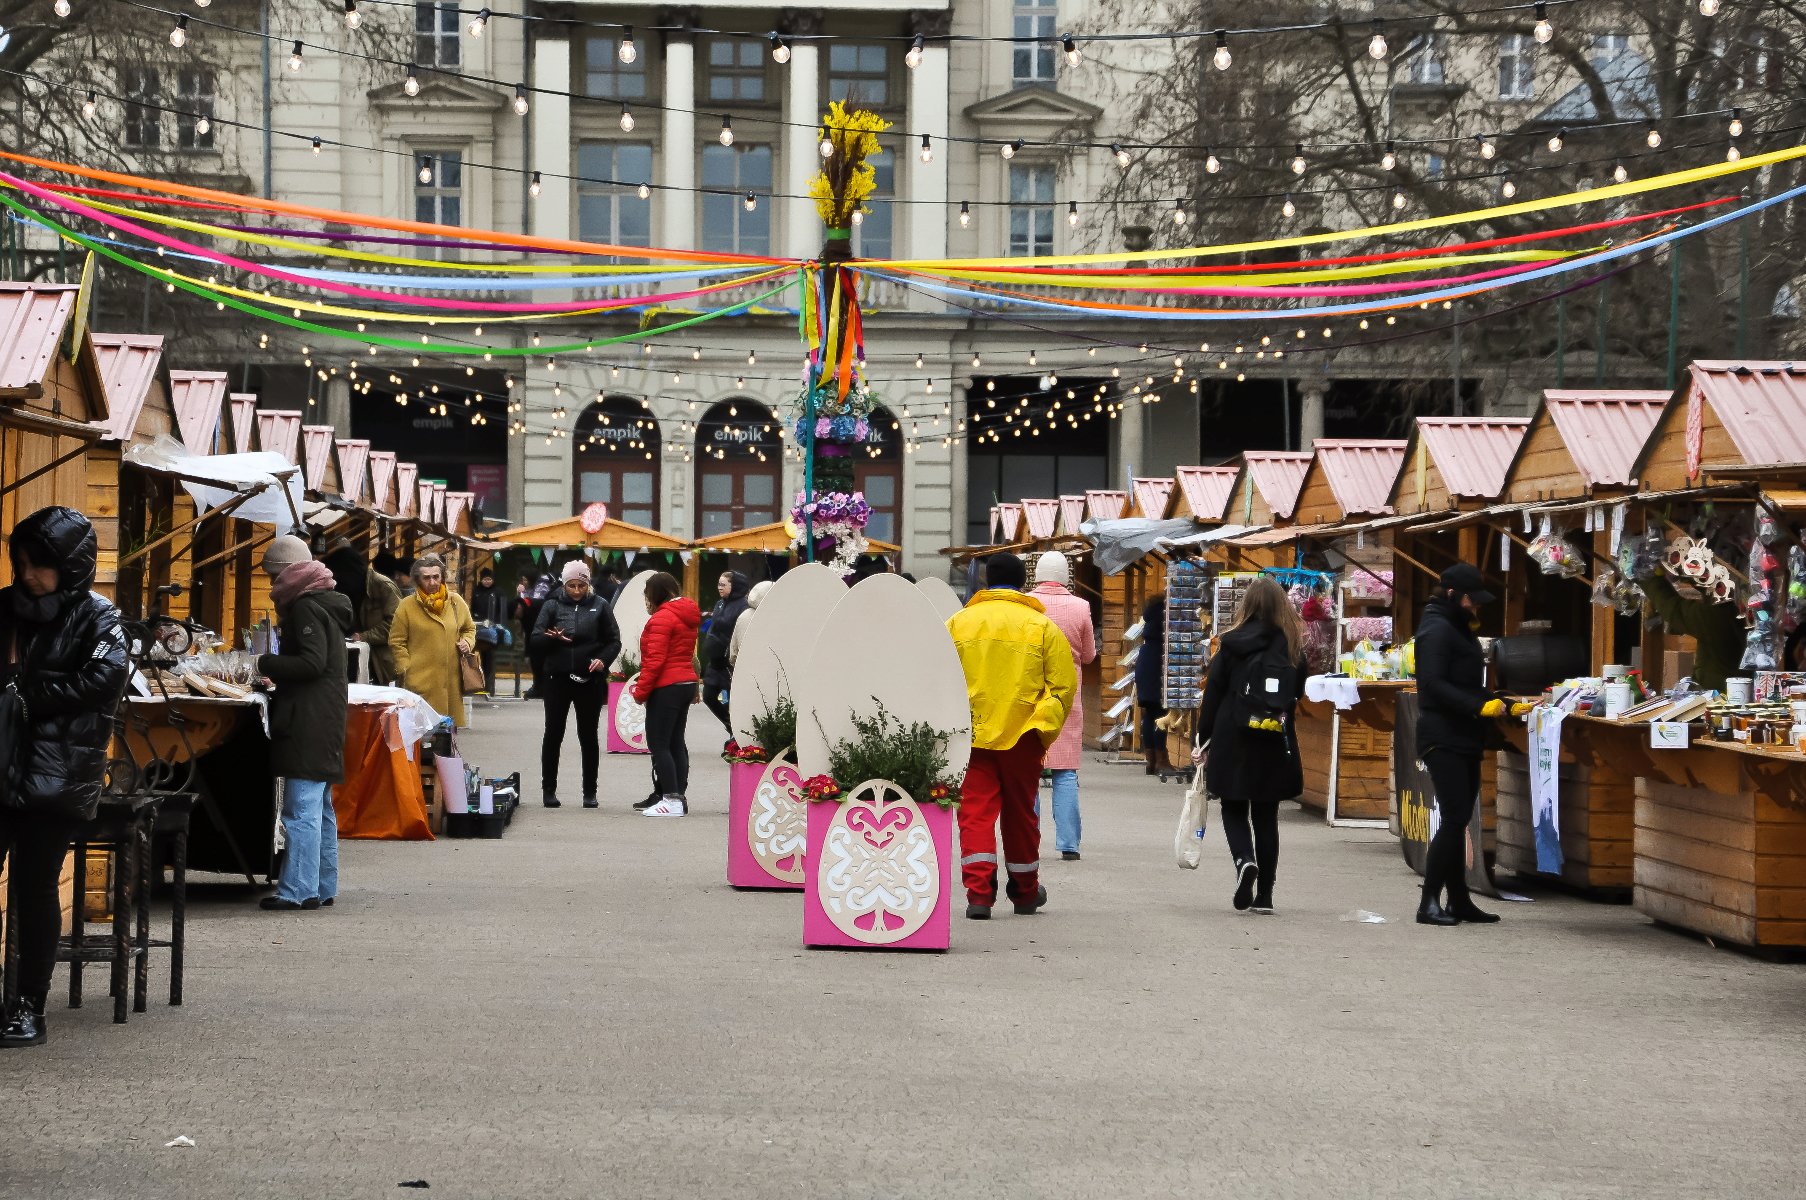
top-left (633, 572), bottom-right (702, 817)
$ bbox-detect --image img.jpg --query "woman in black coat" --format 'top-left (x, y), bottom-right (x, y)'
top-left (1134, 597), bottom-right (1168, 775)
top-left (1195, 576), bottom-right (1304, 914)
top-left (699, 570), bottom-right (750, 744)
top-left (531, 561), bottom-right (622, 808)
top-left (0, 507), bottom-right (130, 1047)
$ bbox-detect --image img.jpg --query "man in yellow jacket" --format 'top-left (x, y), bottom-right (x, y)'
top-left (946, 552), bottom-right (1077, 919)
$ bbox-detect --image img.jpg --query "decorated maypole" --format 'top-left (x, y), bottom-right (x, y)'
top-left (789, 103), bottom-right (887, 574)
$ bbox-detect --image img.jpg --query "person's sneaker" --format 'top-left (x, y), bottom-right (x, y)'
top-left (1012, 885), bottom-right (1049, 916)
top-left (965, 902), bottom-right (992, 920)
top-left (632, 795), bottom-right (660, 811)
top-left (1061, 850), bottom-right (1081, 862)
top-left (259, 896), bottom-right (318, 911)
top-left (1232, 861), bottom-right (1258, 912)
top-left (523, 686), bottom-right (541, 700)
top-left (543, 794), bottom-right (562, 808)
top-left (1251, 896), bottom-right (1275, 915)
top-left (319, 897), bottom-right (335, 908)
top-left (0, 1000), bottom-right (47, 1048)
top-left (644, 796), bottom-right (687, 817)
top-left (582, 795), bottom-right (599, 809)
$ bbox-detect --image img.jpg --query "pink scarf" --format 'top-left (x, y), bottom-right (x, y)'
top-left (272, 559), bottom-right (336, 610)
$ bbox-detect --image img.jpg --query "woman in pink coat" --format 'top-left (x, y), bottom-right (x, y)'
top-left (1031, 552), bottom-right (1098, 860)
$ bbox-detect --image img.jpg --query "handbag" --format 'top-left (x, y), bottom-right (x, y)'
top-left (1174, 766), bottom-right (1209, 870)
top-left (474, 623), bottom-right (500, 646)
top-left (0, 631), bottom-right (29, 806)
top-left (459, 646), bottom-right (486, 693)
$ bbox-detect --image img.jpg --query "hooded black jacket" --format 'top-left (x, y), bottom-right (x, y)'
top-left (258, 586), bottom-right (355, 783)
top-left (531, 589), bottom-right (622, 682)
top-left (0, 507), bottom-right (130, 821)
top-left (1195, 621), bottom-right (1304, 803)
top-left (1413, 594), bottom-right (1494, 758)
top-left (701, 571), bottom-right (751, 688)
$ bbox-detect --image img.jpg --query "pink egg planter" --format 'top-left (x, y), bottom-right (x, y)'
top-left (727, 754), bottom-right (807, 890)
top-left (606, 678), bottom-right (648, 754)
top-left (803, 780), bottom-right (953, 952)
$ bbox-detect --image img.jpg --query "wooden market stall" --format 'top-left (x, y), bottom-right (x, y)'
top-left (690, 519), bottom-right (904, 598)
top-left (87, 332), bottom-right (176, 613)
top-left (1217, 452), bottom-right (1310, 571)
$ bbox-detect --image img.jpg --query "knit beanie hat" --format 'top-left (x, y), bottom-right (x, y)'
top-left (561, 559), bottom-right (592, 583)
top-left (1035, 551), bottom-right (1070, 587)
top-left (261, 534), bottom-right (312, 576)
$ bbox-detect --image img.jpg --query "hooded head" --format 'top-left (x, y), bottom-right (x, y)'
top-left (322, 545), bottom-right (369, 610)
top-left (746, 580), bottom-right (773, 610)
top-left (262, 534), bottom-right (313, 580)
top-left (984, 552), bottom-right (1027, 592)
top-left (8, 506), bottom-right (98, 621)
top-left (1034, 552), bottom-right (1070, 588)
top-left (717, 570), bottom-right (751, 602)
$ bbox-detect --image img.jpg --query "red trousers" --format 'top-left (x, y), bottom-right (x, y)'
top-left (959, 734), bottom-right (1044, 906)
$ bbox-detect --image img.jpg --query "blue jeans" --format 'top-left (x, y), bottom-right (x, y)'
top-left (1048, 769), bottom-right (1080, 853)
top-left (278, 778), bottom-right (339, 904)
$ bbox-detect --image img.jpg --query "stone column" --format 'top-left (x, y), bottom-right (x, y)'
top-left (1296, 377), bottom-right (1327, 450)
top-left (1116, 396), bottom-right (1146, 485)
top-left (906, 10), bottom-right (951, 308)
top-left (320, 377), bottom-right (352, 435)
top-left (658, 10), bottom-right (699, 248)
top-left (530, 38), bottom-right (573, 243)
top-left (947, 384), bottom-right (969, 557)
top-left (780, 9), bottom-right (822, 260)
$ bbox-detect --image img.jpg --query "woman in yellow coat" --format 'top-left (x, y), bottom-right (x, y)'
top-left (388, 553), bottom-right (477, 726)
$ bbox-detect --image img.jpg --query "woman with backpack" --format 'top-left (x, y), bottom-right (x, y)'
top-left (1194, 576), bottom-right (1304, 915)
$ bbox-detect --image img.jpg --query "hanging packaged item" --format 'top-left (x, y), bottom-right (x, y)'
top-left (1785, 544), bottom-right (1806, 632)
top-left (1162, 559), bottom-right (1211, 711)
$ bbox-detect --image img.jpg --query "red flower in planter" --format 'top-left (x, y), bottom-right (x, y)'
top-left (736, 743), bottom-right (769, 764)
top-left (802, 775), bottom-right (843, 802)
top-left (720, 739), bottom-right (743, 763)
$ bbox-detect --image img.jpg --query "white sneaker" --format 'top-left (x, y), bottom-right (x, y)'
top-left (643, 796), bottom-right (687, 817)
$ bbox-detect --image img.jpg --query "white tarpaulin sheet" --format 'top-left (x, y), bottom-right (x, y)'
top-left (124, 435), bottom-right (304, 533)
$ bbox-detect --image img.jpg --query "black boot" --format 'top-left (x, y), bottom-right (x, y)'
top-left (1012, 885), bottom-right (1049, 916)
top-left (543, 792), bottom-right (562, 808)
top-left (1416, 888), bottom-right (1459, 926)
top-left (1448, 895), bottom-right (1501, 924)
top-left (582, 793), bottom-right (599, 809)
top-left (0, 998), bottom-right (48, 1048)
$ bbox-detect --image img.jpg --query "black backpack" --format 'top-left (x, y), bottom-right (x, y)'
top-left (1230, 634), bottom-right (1300, 737)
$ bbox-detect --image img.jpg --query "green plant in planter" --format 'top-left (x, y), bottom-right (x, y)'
top-left (610, 651), bottom-right (640, 683)
top-left (822, 704), bottom-right (964, 808)
top-left (748, 693), bottom-right (798, 761)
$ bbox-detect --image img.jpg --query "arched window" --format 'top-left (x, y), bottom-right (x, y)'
top-left (853, 405), bottom-right (902, 545)
top-left (694, 397), bottom-right (782, 536)
top-left (573, 394), bottom-right (661, 527)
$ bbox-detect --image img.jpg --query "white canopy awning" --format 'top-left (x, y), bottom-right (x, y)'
top-left (124, 435), bottom-right (304, 533)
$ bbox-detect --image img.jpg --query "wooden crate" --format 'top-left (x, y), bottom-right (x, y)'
top-left (1634, 768), bottom-right (1806, 949)
top-left (1496, 750), bottom-right (1635, 896)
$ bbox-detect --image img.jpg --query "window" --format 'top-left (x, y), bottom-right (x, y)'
top-left (827, 43), bottom-right (890, 106)
top-left (573, 397), bottom-right (660, 526)
top-left (584, 34), bottom-right (646, 99)
top-left (1012, 0), bottom-right (1057, 83)
top-left (1590, 32), bottom-right (1629, 66)
top-left (122, 66), bottom-right (160, 148)
top-left (415, 1), bottom-right (459, 69)
top-left (694, 401), bottom-right (781, 537)
top-left (415, 151), bottom-right (463, 228)
top-left (1008, 164), bottom-right (1055, 257)
top-left (853, 147), bottom-right (894, 259)
top-left (700, 144), bottom-right (772, 255)
top-left (1404, 33), bottom-right (1445, 83)
top-left (1497, 33), bottom-right (1534, 100)
top-left (577, 142), bottom-right (653, 246)
top-left (707, 39), bottom-right (766, 102)
top-left (854, 408), bottom-right (902, 544)
top-left (175, 68), bottom-right (215, 150)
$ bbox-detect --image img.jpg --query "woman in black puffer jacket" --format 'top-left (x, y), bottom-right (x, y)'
top-left (699, 570), bottom-right (750, 745)
top-left (0, 507), bottom-right (130, 1047)
top-left (530, 560), bottom-right (622, 808)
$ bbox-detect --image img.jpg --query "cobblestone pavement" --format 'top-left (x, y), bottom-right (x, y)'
top-left (4, 697), bottom-right (1802, 1198)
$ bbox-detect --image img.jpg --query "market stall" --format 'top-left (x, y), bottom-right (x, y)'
top-left (690, 519), bottom-right (902, 598)
top-left (1218, 452), bottom-right (1312, 571)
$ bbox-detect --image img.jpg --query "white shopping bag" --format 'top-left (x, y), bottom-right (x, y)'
top-left (1174, 770), bottom-right (1209, 870)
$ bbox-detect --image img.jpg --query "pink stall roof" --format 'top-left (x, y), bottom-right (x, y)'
top-left (1021, 498), bottom-right (1059, 540)
top-left (1414, 417), bottom-right (1531, 501)
top-left (90, 332), bottom-right (165, 442)
top-left (1174, 466), bottom-right (1238, 521)
top-left (1311, 439), bottom-right (1408, 517)
top-left (1241, 452), bottom-right (1313, 520)
top-left (430, 482), bottom-right (447, 527)
top-left (0, 283), bottom-right (76, 395)
top-left (335, 439), bottom-right (370, 505)
top-left (254, 409), bottom-right (303, 467)
top-left (988, 504), bottom-right (1000, 543)
top-left (1084, 489), bottom-right (1129, 520)
top-left (368, 451), bottom-right (397, 514)
top-left (1132, 477), bottom-right (1175, 518)
top-left (228, 393), bottom-right (257, 454)
top-left (445, 491), bottom-right (474, 534)
top-left (300, 425), bottom-right (337, 492)
top-left (1058, 494), bottom-right (1087, 534)
top-left (1541, 390), bottom-right (1668, 487)
top-left (997, 502), bottom-right (1023, 542)
top-left (396, 463), bottom-right (419, 518)
top-left (1687, 361), bottom-right (1806, 469)
top-left (168, 370), bottom-right (229, 454)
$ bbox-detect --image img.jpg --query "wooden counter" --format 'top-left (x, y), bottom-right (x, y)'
top-left (1495, 715), bottom-right (1646, 898)
top-left (1297, 681), bottom-right (1410, 824)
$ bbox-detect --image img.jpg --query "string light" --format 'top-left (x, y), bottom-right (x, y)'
top-left (528, 172), bottom-right (542, 198)
top-left (417, 156), bottom-right (433, 184)
top-left (1532, 3), bottom-right (1553, 43)
top-left (1646, 126), bottom-right (1662, 148)
top-left (1172, 197), bottom-right (1190, 225)
top-left (743, 192), bottom-right (757, 211)
top-left (466, 6), bottom-right (488, 36)
top-left (718, 116), bottom-right (735, 146)
top-left (52, 0), bottom-right (69, 15)
top-left (1728, 108), bottom-right (1744, 137)
top-left (1392, 190), bottom-right (1407, 210)
top-left (1547, 128), bottom-right (1564, 153)
top-left (81, 90), bottom-right (95, 119)
top-left (196, 115), bottom-right (210, 136)
top-left (1281, 194), bottom-right (1296, 219)
top-left (403, 64), bottom-right (420, 96)
top-left (343, 0), bottom-right (360, 30)
top-left (513, 84), bottom-right (530, 116)
top-left (619, 104), bottom-right (635, 131)
top-left (637, 182), bottom-right (650, 199)
top-left (1212, 29), bottom-right (1231, 70)
top-left (288, 40), bottom-right (304, 71)
top-left (1613, 161), bottom-right (1629, 183)
top-left (1726, 142), bottom-right (1741, 162)
top-left (1063, 34), bottom-right (1081, 66)
top-left (617, 29), bottom-right (637, 64)
top-left (1479, 135), bottom-right (1496, 160)
top-left (1290, 143), bottom-right (1306, 175)
top-left (1500, 174), bottom-right (1518, 199)
top-left (1067, 199), bottom-right (1079, 226)
top-left (958, 200), bottom-right (971, 228)
top-left (1380, 141), bottom-right (1396, 171)
top-left (1367, 21), bottom-right (1387, 60)
top-left (1112, 143), bottom-right (1131, 170)
top-left (850, 208), bottom-right (864, 225)
top-left (169, 15), bottom-right (188, 47)
top-left (1698, 0), bottom-right (1720, 13)
top-left (1000, 138), bottom-right (1024, 159)
top-left (769, 34), bottom-right (790, 64)
top-left (1205, 150), bottom-right (1221, 174)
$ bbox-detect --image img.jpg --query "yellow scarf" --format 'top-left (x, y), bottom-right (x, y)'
top-left (419, 585), bottom-right (449, 617)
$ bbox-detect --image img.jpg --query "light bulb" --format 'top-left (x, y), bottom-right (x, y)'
top-left (747, 351), bottom-right (757, 365)
top-left (311, 136), bottom-right (322, 154)
top-left (513, 84), bottom-right (529, 116)
top-left (1067, 200), bottom-right (1079, 226)
top-left (819, 136), bottom-right (834, 158)
top-left (81, 90), bottom-right (95, 118)
top-left (1029, 350), bottom-right (1038, 366)
top-left (618, 29), bottom-right (636, 63)
top-left (1282, 194), bottom-right (1296, 218)
top-left (418, 156), bottom-right (433, 184)
top-left (343, 0), bottom-right (359, 29)
top-left (919, 133), bottom-right (933, 163)
top-left (906, 33), bottom-right (924, 68)
top-left (1727, 143), bottom-right (1741, 162)
top-left (1001, 138), bottom-right (1023, 159)
top-left (1613, 162), bottom-right (1628, 183)
top-left (1291, 144), bottom-right (1306, 174)
top-left (1368, 22), bottom-right (1387, 60)
top-left (195, 115), bottom-right (210, 135)
top-left (529, 172), bottom-right (542, 198)
top-left (1548, 130), bottom-right (1564, 152)
top-left (1729, 109), bottom-right (1743, 137)
top-left (744, 193), bottom-right (757, 212)
top-left (404, 64), bottom-right (420, 96)
top-left (1479, 136), bottom-right (1496, 159)
top-left (1392, 190), bottom-right (1406, 210)
top-left (971, 353), bottom-right (982, 368)
top-left (958, 201), bottom-right (971, 228)
top-left (1698, 0), bottom-right (1720, 13)
top-left (851, 208), bottom-right (864, 226)
top-left (1533, 3), bottom-right (1552, 43)
top-left (1213, 29), bottom-right (1231, 70)
top-left (170, 15), bottom-right (187, 47)
top-left (619, 104), bottom-right (635, 131)
top-left (1646, 126), bottom-right (1662, 148)
top-left (288, 40), bottom-right (304, 71)
top-left (1173, 199), bottom-right (1189, 225)
top-left (1063, 34), bottom-right (1080, 66)
top-left (53, 0), bottom-right (69, 16)
top-left (1206, 151), bottom-right (1221, 174)
top-left (1501, 177), bottom-right (1518, 199)
top-left (467, 6), bottom-right (488, 36)
top-left (719, 117), bottom-right (734, 147)
top-left (1112, 143), bottom-right (1130, 170)
top-left (1380, 142), bottom-right (1396, 171)
top-left (770, 34), bottom-right (790, 64)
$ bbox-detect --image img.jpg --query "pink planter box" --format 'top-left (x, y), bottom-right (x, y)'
top-left (727, 756), bottom-right (807, 890)
top-left (804, 780), bottom-right (953, 952)
top-left (606, 679), bottom-right (648, 754)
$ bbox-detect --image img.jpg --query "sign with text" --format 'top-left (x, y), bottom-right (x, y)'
top-left (1650, 721), bottom-right (1691, 750)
